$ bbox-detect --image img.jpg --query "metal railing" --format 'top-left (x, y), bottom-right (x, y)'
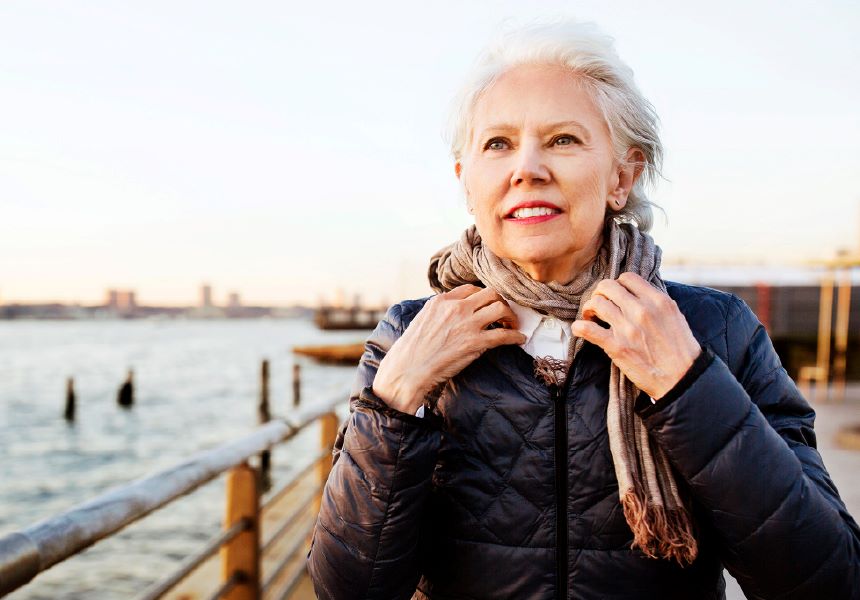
top-left (0, 398), bottom-right (343, 599)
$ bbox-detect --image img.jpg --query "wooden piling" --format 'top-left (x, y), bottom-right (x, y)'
top-left (292, 363), bottom-right (301, 408)
top-left (117, 369), bottom-right (134, 408)
top-left (259, 360), bottom-right (271, 492)
top-left (221, 463), bottom-right (260, 600)
top-left (64, 377), bottom-right (75, 422)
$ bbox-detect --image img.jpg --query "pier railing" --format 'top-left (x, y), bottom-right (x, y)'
top-left (0, 397), bottom-right (343, 599)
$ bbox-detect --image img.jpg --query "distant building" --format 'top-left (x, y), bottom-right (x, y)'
top-left (227, 292), bottom-right (241, 308)
top-left (201, 284), bottom-right (213, 308)
top-left (105, 289), bottom-right (137, 316)
top-left (333, 288), bottom-right (346, 308)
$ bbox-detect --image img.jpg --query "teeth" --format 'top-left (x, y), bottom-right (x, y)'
top-left (511, 206), bottom-right (557, 219)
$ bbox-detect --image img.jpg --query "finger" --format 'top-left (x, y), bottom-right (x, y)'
top-left (462, 286), bottom-right (507, 312)
top-left (617, 273), bottom-right (679, 316)
top-left (570, 319), bottom-right (614, 351)
top-left (480, 326), bottom-right (527, 349)
top-left (592, 279), bottom-right (640, 317)
top-left (581, 294), bottom-right (623, 327)
top-left (472, 299), bottom-right (519, 329)
top-left (616, 272), bottom-right (662, 302)
top-left (443, 283), bottom-right (485, 300)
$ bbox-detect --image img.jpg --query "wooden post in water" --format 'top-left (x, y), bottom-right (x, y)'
top-left (117, 369), bottom-right (134, 408)
top-left (258, 360), bottom-right (271, 492)
top-left (221, 463), bottom-right (260, 600)
top-left (292, 363), bottom-right (301, 407)
top-left (64, 377), bottom-right (75, 422)
top-left (316, 412), bottom-right (339, 516)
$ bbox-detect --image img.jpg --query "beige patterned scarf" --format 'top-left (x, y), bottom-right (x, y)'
top-left (428, 218), bottom-right (697, 565)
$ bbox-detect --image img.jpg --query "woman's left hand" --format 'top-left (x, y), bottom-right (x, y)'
top-left (570, 272), bottom-right (701, 400)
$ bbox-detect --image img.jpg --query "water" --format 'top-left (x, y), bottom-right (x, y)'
top-left (0, 318), bottom-right (364, 599)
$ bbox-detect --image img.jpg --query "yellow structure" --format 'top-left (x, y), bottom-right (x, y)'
top-left (799, 254), bottom-right (857, 403)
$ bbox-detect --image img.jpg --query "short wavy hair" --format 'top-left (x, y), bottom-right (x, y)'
top-left (447, 20), bottom-right (663, 232)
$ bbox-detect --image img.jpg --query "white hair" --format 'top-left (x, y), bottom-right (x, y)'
top-left (447, 20), bottom-right (663, 232)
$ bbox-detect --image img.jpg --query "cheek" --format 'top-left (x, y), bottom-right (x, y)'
top-left (473, 211), bottom-right (499, 244)
top-left (563, 171), bottom-right (610, 234)
top-left (465, 159), bottom-right (508, 195)
top-left (566, 160), bottom-right (611, 208)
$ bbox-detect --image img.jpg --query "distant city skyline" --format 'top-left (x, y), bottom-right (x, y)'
top-left (2, 1), bottom-right (858, 305)
top-left (0, 281), bottom-right (376, 309)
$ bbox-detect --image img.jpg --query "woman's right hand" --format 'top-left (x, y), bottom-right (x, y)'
top-left (372, 285), bottom-right (526, 415)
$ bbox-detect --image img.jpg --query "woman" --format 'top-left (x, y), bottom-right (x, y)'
top-left (307, 21), bottom-right (859, 599)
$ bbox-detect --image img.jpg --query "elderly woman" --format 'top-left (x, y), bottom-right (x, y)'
top-left (307, 21), bottom-right (859, 599)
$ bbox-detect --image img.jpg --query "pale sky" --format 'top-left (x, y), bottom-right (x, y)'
top-left (1, 0), bottom-right (858, 306)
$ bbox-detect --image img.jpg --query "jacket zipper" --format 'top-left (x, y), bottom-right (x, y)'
top-left (552, 372), bottom-right (574, 600)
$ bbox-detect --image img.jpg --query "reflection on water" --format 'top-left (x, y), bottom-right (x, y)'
top-left (0, 318), bottom-right (362, 599)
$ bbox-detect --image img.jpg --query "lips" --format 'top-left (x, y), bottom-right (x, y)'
top-left (504, 201), bottom-right (562, 221)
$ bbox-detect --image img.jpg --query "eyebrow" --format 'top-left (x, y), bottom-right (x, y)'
top-left (477, 120), bottom-right (592, 143)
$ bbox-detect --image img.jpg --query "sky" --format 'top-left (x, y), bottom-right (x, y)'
top-left (1, 0), bottom-right (858, 306)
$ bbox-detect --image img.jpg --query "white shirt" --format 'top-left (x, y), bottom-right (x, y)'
top-left (415, 300), bottom-right (569, 417)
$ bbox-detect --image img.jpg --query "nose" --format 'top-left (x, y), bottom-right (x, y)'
top-left (510, 141), bottom-right (550, 187)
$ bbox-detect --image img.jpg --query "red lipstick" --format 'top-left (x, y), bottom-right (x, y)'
top-left (504, 201), bottom-right (563, 224)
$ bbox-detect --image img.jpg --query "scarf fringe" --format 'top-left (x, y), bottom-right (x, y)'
top-left (620, 488), bottom-right (698, 566)
top-left (532, 356), bottom-right (568, 387)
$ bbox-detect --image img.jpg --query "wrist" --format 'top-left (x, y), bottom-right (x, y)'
top-left (636, 347), bottom-right (714, 416)
top-left (372, 377), bottom-right (425, 415)
top-left (653, 342), bottom-right (702, 399)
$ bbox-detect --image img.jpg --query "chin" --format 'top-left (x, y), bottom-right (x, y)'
top-left (508, 250), bottom-right (568, 270)
top-left (506, 241), bottom-right (566, 263)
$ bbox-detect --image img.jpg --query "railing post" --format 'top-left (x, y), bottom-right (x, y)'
top-left (221, 463), bottom-right (260, 600)
top-left (292, 363), bottom-right (301, 407)
top-left (258, 360), bottom-right (271, 491)
top-left (316, 412), bottom-right (339, 515)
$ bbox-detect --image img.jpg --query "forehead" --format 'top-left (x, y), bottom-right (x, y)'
top-left (470, 64), bottom-right (608, 135)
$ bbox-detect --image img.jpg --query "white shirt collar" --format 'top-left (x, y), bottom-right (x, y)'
top-left (506, 300), bottom-right (545, 342)
top-left (505, 299), bottom-right (571, 361)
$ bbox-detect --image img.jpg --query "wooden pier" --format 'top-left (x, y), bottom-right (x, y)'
top-left (313, 306), bottom-right (387, 330)
top-left (292, 342), bottom-right (364, 365)
top-left (0, 364), bottom-right (343, 600)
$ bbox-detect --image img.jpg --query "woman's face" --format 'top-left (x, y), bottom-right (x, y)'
top-left (457, 64), bottom-right (638, 283)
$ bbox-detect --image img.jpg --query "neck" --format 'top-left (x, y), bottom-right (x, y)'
top-left (514, 230), bottom-right (603, 284)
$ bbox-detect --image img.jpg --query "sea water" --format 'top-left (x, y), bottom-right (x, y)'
top-left (0, 318), bottom-right (363, 599)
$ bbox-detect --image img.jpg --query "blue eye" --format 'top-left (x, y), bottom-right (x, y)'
top-left (484, 138), bottom-right (510, 151)
top-left (553, 135), bottom-right (578, 146)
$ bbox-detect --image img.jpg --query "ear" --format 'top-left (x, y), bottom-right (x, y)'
top-left (455, 161), bottom-right (474, 214)
top-left (607, 148), bottom-right (645, 210)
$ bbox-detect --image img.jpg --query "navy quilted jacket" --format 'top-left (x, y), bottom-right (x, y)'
top-left (307, 282), bottom-right (860, 599)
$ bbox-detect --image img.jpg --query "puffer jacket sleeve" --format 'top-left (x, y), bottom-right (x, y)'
top-left (638, 294), bottom-right (860, 600)
top-left (307, 300), bottom-right (442, 600)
